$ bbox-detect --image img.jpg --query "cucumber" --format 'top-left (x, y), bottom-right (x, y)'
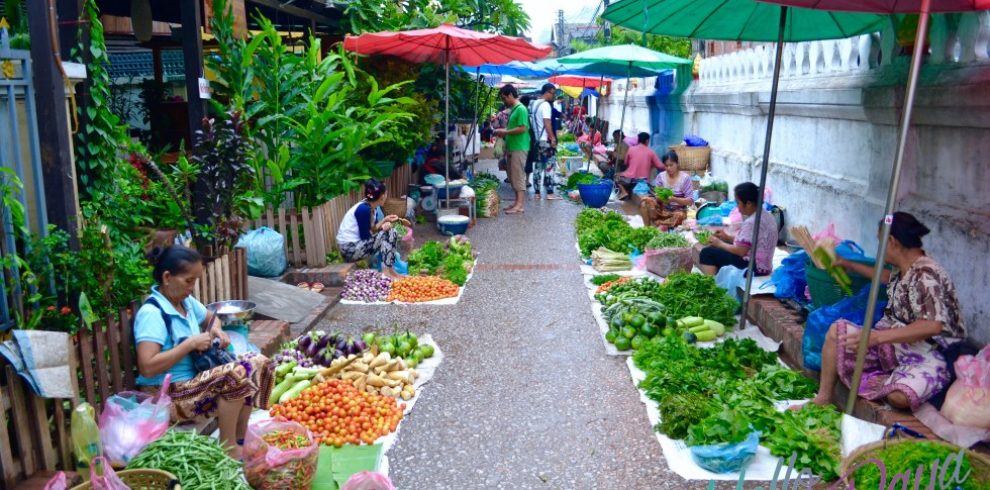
top-left (680, 316), bottom-right (705, 328)
top-left (695, 330), bottom-right (718, 342)
top-left (675, 320), bottom-right (685, 329)
top-left (279, 380), bottom-right (312, 404)
top-left (703, 319), bottom-right (726, 336)
top-left (689, 325), bottom-right (713, 334)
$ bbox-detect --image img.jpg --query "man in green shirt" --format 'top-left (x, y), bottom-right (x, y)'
top-left (494, 84), bottom-right (529, 214)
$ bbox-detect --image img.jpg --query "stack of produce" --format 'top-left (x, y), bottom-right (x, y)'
top-left (243, 422), bottom-right (318, 490)
top-left (472, 173), bottom-right (501, 218)
top-left (694, 230), bottom-right (712, 244)
top-left (701, 180), bottom-right (729, 194)
top-left (674, 316), bottom-right (727, 343)
top-left (565, 172), bottom-right (598, 190)
top-left (388, 276), bottom-right (459, 303)
top-left (652, 273), bottom-right (738, 327)
top-left (342, 269), bottom-right (392, 302)
top-left (270, 379), bottom-right (404, 447)
top-left (633, 336), bottom-right (837, 479)
top-left (644, 232), bottom-right (689, 250)
top-left (602, 298), bottom-right (666, 351)
top-left (407, 237), bottom-right (475, 286)
top-left (320, 351), bottom-right (418, 400)
top-left (595, 277), bottom-right (663, 306)
top-left (575, 208), bottom-right (661, 257)
top-left (363, 331), bottom-right (435, 368)
top-left (271, 332), bottom-right (369, 404)
top-left (654, 187), bottom-right (674, 201)
top-left (127, 430), bottom-right (250, 490)
top-left (595, 277), bottom-right (630, 295)
top-left (590, 274), bottom-right (622, 286)
top-left (591, 247), bottom-right (632, 272)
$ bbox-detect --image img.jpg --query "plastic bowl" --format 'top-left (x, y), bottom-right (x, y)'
top-left (436, 184), bottom-right (464, 200)
top-left (424, 174), bottom-right (446, 187)
top-left (438, 215), bottom-right (470, 236)
top-left (577, 182), bottom-right (612, 208)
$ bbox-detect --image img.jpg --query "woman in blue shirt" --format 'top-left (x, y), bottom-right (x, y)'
top-left (336, 179), bottom-right (402, 279)
top-left (135, 246), bottom-right (274, 457)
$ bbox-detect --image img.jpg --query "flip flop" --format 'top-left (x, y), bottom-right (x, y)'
top-left (297, 281), bottom-right (311, 289)
top-left (505, 208), bottom-right (525, 215)
top-left (310, 282), bottom-right (325, 293)
top-left (545, 194), bottom-right (563, 201)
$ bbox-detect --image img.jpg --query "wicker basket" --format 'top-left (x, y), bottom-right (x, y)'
top-left (668, 144), bottom-right (711, 175)
top-left (840, 438), bottom-right (990, 487)
top-left (383, 197), bottom-right (407, 217)
top-left (71, 469), bottom-right (178, 490)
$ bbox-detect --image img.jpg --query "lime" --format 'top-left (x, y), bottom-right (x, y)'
top-left (629, 315), bottom-right (646, 329)
top-left (622, 326), bottom-right (637, 339)
top-left (631, 334), bottom-right (648, 350)
top-left (640, 323), bottom-right (658, 338)
top-left (605, 328), bottom-right (619, 344)
top-left (614, 336), bottom-right (632, 351)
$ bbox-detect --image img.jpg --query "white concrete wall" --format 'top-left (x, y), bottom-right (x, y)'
top-left (602, 63), bottom-right (990, 345)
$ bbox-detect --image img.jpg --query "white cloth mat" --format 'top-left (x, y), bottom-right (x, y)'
top-left (340, 260), bottom-right (478, 306)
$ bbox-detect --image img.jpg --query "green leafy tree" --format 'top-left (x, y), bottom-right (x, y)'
top-left (341, 0), bottom-right (529, 36)
top-left (571, 25), bottom-right (691, 59)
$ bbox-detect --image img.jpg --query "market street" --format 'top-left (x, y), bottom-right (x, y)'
top-left (318, 162), bottom-right (678, 489)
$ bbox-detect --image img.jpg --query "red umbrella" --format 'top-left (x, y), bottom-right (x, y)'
top-left (758, 0), bottom-right (990, 414)
top-left (548, 75), bottom-right (613, 91)
top-left (344, 24), bottom-right (551, 208)
top-left (343, 24), bottom-right (552, 66)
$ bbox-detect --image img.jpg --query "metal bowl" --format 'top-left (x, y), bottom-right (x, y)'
top-left (206, 300), bottom-right (257, 328)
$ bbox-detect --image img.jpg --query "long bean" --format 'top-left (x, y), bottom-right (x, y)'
top-left (127, 430), bottom-right (251, 490)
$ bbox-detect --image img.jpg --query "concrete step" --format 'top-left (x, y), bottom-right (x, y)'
top-left (248, 319), bottom-right (291, 357)
top-left (284, 263), bottom-right (356, 288)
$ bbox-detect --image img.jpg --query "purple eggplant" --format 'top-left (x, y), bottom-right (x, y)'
top-left (315, 333), bottom-right (332, 352)
top-left (353, 339), bottom-right (367, 352)
top-left (335, 337), bottom-right (348, 352)
top-left (297, 334), bottom-right (312, 353)
top-left (318, 350), bottom-right (334, 367)
top-left (333, 348), bottom-right (345, 360)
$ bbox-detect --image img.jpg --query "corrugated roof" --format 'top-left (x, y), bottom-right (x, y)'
top-left (106, 49), bottom-right (185, 81)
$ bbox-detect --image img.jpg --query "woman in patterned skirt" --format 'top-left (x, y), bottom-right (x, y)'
top-left (811, 212), bottom-right (966, 410)
top-left (336, 179), bottom-right (402, 279)
top-left (135, 245), bottom-right (275, 457)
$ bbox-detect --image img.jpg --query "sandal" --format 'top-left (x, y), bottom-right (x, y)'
top-left (505, 208), bottom-right (525, 215)
top-left (297, 281), bottom-right (311, 289)
top-left (310, 282), bottom-right (325, 293)
top-left (545, 194), bottom-right (562, 201)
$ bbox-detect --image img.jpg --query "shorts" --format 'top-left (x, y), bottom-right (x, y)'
top-left (508, 151), bottom-right (527, 192)
top-left (698, 247), bottom-right (770, 276)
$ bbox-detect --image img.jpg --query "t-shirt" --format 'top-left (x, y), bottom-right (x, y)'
top-left (337, 201), bottom-right (374, 245)
top-left (134, 286), bottom-right (207, 385)
top-left (530, 100), bottom-right (553, 142)
top-left (505, 103), bottom-right (530, 153)
top-left (735, 208), bottom-right (779, 275)
top-left (621, 144), bottom-right (664, 180)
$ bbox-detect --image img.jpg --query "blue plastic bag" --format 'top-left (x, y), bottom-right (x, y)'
top-left (236, 227), bottom-right (287, 277)
top-left (683, 135), bottom-right (709, 147)
top-left (633, 180), bottom-right (651, 196)
top-left (771, 251), bottom-right (809, 303)
top-left (719, 201), bottom-right (736, 217)
top-left (803, 286), bottom-right (888, 371)
top-left (690, 432), bottom-right (760, 474)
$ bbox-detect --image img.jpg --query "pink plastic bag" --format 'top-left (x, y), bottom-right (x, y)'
top-left (98, 375), bottom-right (171, 467)
top-left (341, 471), bottom-right (396, 490)
top-left (243, 419), bottom-right (318, 489)
top-left (812, 223), bottom-right (840, 244)
top-left (941, 345), bottom-right (990, 428)
top-left (43, 471), bottom-right (67, 490)
top-left (89, 457), bottom-right (130, 490)
top-left (638, 247), bottom-right (693, 277)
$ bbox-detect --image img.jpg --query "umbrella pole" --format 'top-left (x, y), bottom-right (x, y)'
top-left (444, 48), bottom-right (451, 210)
top-left (619, 61), bottom-right (631, 136)
top-left (738, 6), bottom-right (788, 332)
top-left (587, 74), bottom-right (605, 172)
top-left (846, 0), bottom-right (932, 415)
top-left (469, 67), bottom-right (482, 178)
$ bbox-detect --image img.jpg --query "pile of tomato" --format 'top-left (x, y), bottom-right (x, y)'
top-left (387, 276), bottom-right (459, 303)
top-left (270, 379), bottom-right (404, 447)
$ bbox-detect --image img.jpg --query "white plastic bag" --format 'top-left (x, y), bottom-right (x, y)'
top-left (237, 227), bottom-right (287, 277)
top-left (941, 345), bottom-right (990, 428)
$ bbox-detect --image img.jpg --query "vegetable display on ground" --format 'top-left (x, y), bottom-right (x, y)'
top-left (653, 273), bottom-right (738, 327)
top-left (645, 232), bottom-right (689, 250)
top-left (848, 441), bottom-right (982, 490)
top-left (565, 172), bottom-right (598, 189)
top-left (270, 379), bottom-right (404, 447)
top-left (342, 269), bottom-right (392, 302)
top-left (590, 274), bottom-right (622, 286)
top-left (388, 276), bottom-right (459, 303)
top-left (591, 247), bottom-right (632, 272)
top-left (632, 335), bottom-right (838, 480)
top-left (575, 209), bottom-right (660, 257)
top-left (595, 277), bottom-right (631, 295)
top-left (127, 430), bottom-right (250, 490)
top-left (408, 237), bottom-right (474, 285)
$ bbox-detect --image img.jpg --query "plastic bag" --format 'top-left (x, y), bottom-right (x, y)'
top-left (802, 287), bottom-right (887, 371)
top-left (237, 227), bottom-right (287, 277)
top-left (772, 251), bottom-right (809, 303)
top-left (341, 471), bottom-right (396, 490)
top-left (812, 223), bottom-right (840, 244)
top-left (632, 180), bottom-right (651, 196)
top-left (715, 265), bottom-right (748, 299)
top-left (641, 247), bottom-right (693, 277)
top-left (683, 135), bottom-right (709, 147)
top-left (89, 457), bottom-right (130, 490)
top-left (690, 432), bottom-right (760, 474)
top-left (243, 419), bottom-right (319, 489)
top-left (718, 201), bottom-right (736, 217)
top-left (941, 345), bottom-right (990, 428)
top-left (98, 378), bottom-right (171, 467)
top-left (43, 472), bottom-right (67, 490)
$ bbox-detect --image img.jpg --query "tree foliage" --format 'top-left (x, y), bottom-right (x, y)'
top-left (341, 0), bottom-right (530, 36)
top-left (571, 25), bottom-right (691, 59)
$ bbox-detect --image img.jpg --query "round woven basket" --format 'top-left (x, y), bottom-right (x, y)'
top-left (383, 197), bottom-right (407, 217)
top-left (668, 144), bottom-right (711, 175)
top-left (71, 469), bottom-right (178, 490)
top-left (840, 438), bottom-right (990, 487)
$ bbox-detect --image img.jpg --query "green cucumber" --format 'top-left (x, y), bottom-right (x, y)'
top-left (703, 319), bottom-right (726, 336)
top-left (279, 380), bottom-right (312, 404)
top-left (680, 316), bottom-right (705, 328)
top-left (689, 325), bottom-right (713, 334)
top-left (695, 330), bottom-right (718, 342)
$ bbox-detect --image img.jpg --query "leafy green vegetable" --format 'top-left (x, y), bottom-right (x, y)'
top-left (408, 241), bottom-right (445, 275)
top-left (752, 365), bottom-right (819, 400)
top-left (441, 254), bottom-right (468, 286)
top-left (653, 273), bottom-right (739, 327)
top-left (559, 132), bottom-right (577, 143)
top-left (590, 274), bottom-right (622, 286)
top-left (695, 230), bottom-right (712, 244)
top-left (645, 232), bottom-right (690, 250)
top-left (577, 209), bottom-right (659, 256)
top-left (655, 393), bottom-right (718, 440)
top-left (763, 404), bottom-right (842, 481)
top-left (655, 187), bottom-right (674, 201)
top-left (687, 408), bottom-right (754, 446)
top-left (566, 172), bottom-right (599, 189)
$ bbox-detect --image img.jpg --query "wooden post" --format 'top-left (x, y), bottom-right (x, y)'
top-left (28, 0), bottom-right (80, 245)
top-left (181, 0), bottom-right (210, 242)
top-left (152, 46), bottom-right (164, 84)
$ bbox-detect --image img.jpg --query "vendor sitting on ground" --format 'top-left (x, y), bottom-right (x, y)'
top-left (616, 132), bottom-right (664, 200)
top-left (336, 179), bottom-right (403, 279)
top-left (606, 130), bottom-right (629, 174)
top-left (809, 212), bottom-right (966, 411)
top-left (638, 151), bottom-right (693, 228)
top-left (135, 245), bottom-right (275, 458)
top-left (696, 182), bottom-right (777, 276)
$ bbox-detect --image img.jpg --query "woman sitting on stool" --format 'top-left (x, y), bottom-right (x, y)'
top-left (336, 179), bottom-right (402, 279)
top-left (695, 182), bottom-right (777, 277)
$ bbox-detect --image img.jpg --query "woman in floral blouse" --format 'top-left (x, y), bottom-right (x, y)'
top-left (811, 212), bottom-right (966, 410)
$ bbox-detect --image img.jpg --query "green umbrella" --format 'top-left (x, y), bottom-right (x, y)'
top-left (602, 0), bottom-right (887, 333)
top-left (602, 0), bottom-right (887, 42)
top-left (558, 44), bottom-right (692, 137)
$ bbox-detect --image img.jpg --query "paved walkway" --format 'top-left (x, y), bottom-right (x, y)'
top-left (317, 171), bottom-right (717, 489)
